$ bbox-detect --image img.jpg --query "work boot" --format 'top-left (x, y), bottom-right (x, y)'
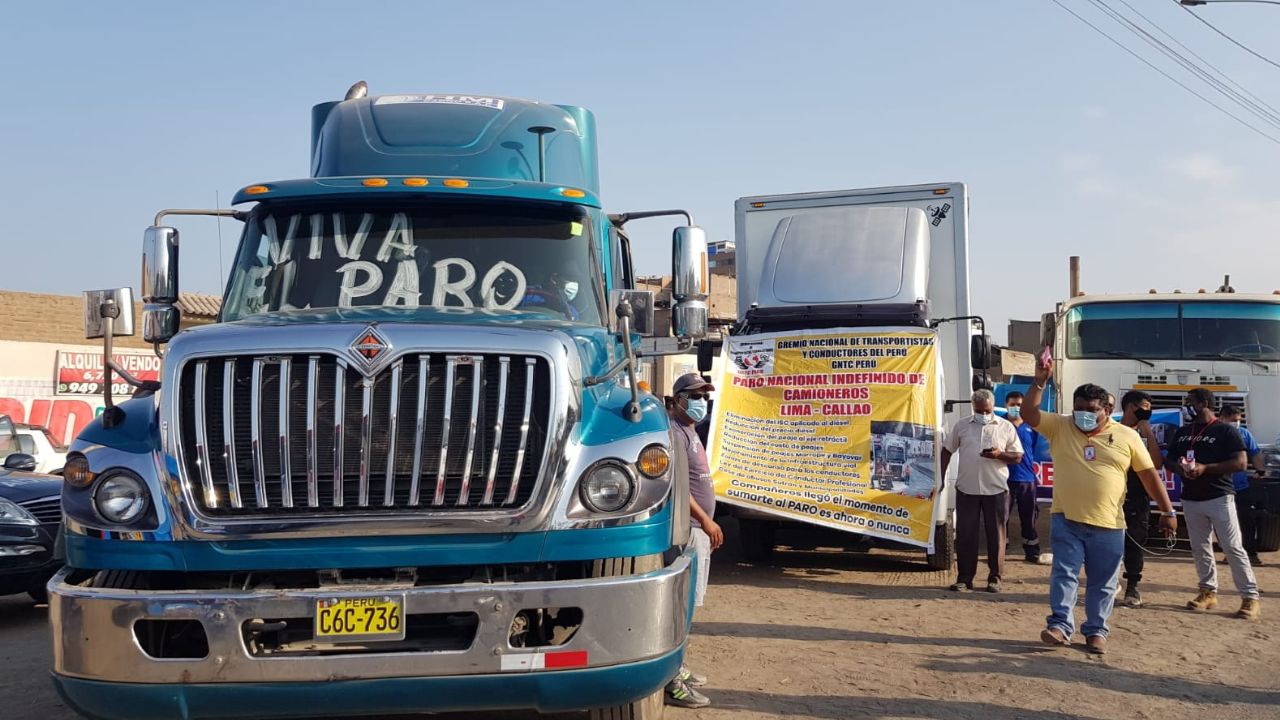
top-left (677, 664), bottom-right (708, 688)
top-left (1040, 626), bottom-right (1068, 646)
top-left (1187, 589), bottom-right (1218, 611)
top-left (664, 678), bottom-right (710, 708)
top-left (1086, 635), bottom-right (1107, 655)
top-left (1122, 584), bottom-right (1144, 608)
top-left (1237, 598), bottom-right (1261, 621)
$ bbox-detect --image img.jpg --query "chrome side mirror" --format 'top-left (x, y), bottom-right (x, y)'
top-left (142, 226), bottom-right (181, 344)
top-left (82, 288), bottom-right (136, 339)
top-left (672, 226), bottom-right (708, 339)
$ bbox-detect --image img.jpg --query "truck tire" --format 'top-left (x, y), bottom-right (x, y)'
top-left (588, 689), bottom-right (664, 720)
top-left (926, 517), bottom-right (955, 571)
top-left (588, 554), bottom-right (666, 720)
top-left (1257, 514), bottom-right (1280, 553)
top-left (738, 517), bottom-right (777, 562)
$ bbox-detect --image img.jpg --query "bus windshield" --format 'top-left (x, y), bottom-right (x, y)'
top-left (222, 200), bottom-right (603, 325)
top-left (1066, 301), bottom-right (1280, 361)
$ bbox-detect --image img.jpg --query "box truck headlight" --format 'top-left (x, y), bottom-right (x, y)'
top-left (579, 463), bottom-right (635, 513)
top-left (94, 471), bottom-right (150, 525)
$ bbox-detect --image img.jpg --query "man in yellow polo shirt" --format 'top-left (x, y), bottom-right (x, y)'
top-left (1022, 357), bottom-right (1176, 655)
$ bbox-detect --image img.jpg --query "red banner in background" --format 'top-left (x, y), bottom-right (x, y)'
top-left (55, 350), bottom-right (160, 396)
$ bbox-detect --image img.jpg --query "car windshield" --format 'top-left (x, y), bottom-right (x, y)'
top-left (1066, 301), bottom-right (1280, 361)
top-left (222, 200), bottom-right (603, 324)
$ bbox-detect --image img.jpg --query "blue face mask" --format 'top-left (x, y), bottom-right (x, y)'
top-left (1006, 406), bottom-right (1022, 420)
top-left (1073, 411), bottom-right (1099, 432)
top-left (684, 398), bottom-right (708, 423)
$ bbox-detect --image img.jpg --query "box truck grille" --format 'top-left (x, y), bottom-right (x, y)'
top-left (177, 353), bottom-right (551, 516)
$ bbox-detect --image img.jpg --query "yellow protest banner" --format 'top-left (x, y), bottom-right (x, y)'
top-left (709, 327), bottom-right (940, 548)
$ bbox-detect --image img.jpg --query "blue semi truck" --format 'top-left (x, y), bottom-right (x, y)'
top-left (50, 84), bottom-right (705, 720)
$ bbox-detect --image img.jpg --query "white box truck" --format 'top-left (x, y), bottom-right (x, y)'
top-left (713, 182), bottom-right (987, 567)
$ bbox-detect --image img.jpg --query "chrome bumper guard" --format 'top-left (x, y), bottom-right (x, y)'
top-left (51, 548), bottom-right (692, 685)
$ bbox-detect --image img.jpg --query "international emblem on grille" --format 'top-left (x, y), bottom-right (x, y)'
top-left (349, 326), bottom-right (391, 368)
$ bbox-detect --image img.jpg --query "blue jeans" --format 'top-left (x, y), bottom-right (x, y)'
top-left (1046, 514), bottom-right (1124, 639)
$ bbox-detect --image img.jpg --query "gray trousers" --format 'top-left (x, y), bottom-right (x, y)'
top-left (1183, 495), bottom-right (1260, 600)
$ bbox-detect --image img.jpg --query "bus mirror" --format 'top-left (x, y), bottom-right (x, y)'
top-left (1040, 312), bottom-right (1057, 348)
top-left (970, 334), bottom-right (993, 370)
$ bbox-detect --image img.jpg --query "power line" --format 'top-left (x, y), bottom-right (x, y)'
top-left (1090, 0), bottom-right (1280, 130)
top-left (1175, 0), bottom-right (1280, 71)
top-left (1117, 0), bottom-right (1280, 121)
top-left (1049, 0), bottom-right (1280, 145)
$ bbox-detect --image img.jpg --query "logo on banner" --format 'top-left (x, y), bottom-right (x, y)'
top-left (730, 338), bottom-right (775, 376)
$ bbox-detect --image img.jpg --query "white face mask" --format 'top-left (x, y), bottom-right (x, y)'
top-left (975, 413), bottom-right (993, 425)
top-left (563, 281), bottom-right (579, 301)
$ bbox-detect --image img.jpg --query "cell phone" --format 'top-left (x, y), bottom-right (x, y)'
top-left (1040, 345), bottom-right (1052, 366)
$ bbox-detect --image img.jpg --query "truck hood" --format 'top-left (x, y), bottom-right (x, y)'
top-left (185, 306), bottom-right (620, 383)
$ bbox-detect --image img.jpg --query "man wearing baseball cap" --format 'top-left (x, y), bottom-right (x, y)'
top-left (664, 373), bottom-right (722, 709)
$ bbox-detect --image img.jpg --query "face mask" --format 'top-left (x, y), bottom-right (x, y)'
top-left (563, 281), bottom-right (579, 301)
top-left (1074, 411), bottom-right (1100, 432)
top-left (1006, 407), bottom-right (1021, 420)
top-left (683, 398), bottom-right (708, 423)
top-left (975, 413), bottom-right (993, 425)
top-left (1182, 404), bottom-right (1197, 421)
top-left (1134, 408), bottom-right (1152, 422)
top-left (1230, 421), bottom-right (1242, 428)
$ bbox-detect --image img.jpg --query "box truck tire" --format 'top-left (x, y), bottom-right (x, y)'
top-left (926, 516), bottom-right (956, 571)
top-left (1257, 513), bottom-right (1280, 553)
top-left (738, 518), bottom-right (778, 562)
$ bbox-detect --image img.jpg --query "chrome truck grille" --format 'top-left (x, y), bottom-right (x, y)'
top-left (176, 353), bottom-right (551, 516)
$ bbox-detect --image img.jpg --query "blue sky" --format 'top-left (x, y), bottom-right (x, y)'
top-left (4, 1), bottom-right (1279, 341)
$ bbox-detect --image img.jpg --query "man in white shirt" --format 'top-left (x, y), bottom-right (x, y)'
top-left (942, 389), bottom-right (1024, 593)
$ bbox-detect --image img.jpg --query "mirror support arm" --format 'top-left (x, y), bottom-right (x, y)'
top-left (585, 300), bottom-right (643, 422)
top-left (153, 208), bottom-right (245, 226)
top-left (98, 298), bottom-right (123, 428)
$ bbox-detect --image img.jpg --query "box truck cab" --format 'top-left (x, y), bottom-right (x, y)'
top-left (723, 183), bottom-right (988, 567)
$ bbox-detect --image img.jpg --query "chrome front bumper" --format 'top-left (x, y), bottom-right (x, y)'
top-left (51, 547), bottom-right (692, 685)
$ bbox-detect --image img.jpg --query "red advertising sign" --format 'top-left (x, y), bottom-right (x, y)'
top-left (55, 351), bottom-right (161, 396)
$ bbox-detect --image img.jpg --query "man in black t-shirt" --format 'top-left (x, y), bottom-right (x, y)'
top-left (1118, 391), bottom-right (1163, 608)
top-left (1163, 388), bottom-right (1259, 620)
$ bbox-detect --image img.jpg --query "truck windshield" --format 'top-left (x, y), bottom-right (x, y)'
top-left (222, 200), bottom-right (602, 324)
top-left (1066, 301), bottom-right (1280, 361)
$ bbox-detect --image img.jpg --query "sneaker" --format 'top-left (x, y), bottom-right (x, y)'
top-left (664, 678), bottom-right (710, 709)
top-left (1187, 589), bottom-right (1218, 611)
top-left (1237, 598), bottom-right (1261, 621)
top-left (1122, 585), bottom-right (1144, 608)
top-left (677, 664), bottom-right (708, 688)
top-left (1248, 553), bottom-right (1264, 568)
top-left (1040, 627), bottom-right (1069, 646)
top-left (986, 580), bottom-right (1002, 594)
top-left (1085, 635), bottom-right (1107, 655)
top-left (1024, 543), bottom-right (1040, 563)
top-left (948, 582), bottom-right (972, 592)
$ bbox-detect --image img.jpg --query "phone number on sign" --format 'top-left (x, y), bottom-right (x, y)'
top-left (57, 382), bottom-right (133, 395)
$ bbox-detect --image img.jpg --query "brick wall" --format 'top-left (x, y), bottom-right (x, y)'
top-left (0, 290), bottom-right (215, 348)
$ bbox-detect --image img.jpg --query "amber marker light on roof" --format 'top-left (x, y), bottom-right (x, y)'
top-left (750, 202), bottom-right (765, 208)
top-left (443, 178), bottom-right (470, 188)
top-left (362, 178), bottom-right (389, 187)
top-left (934, 188), bottom-right (948, 195)
top-left (403, 177), bottom-right (429, 187)
top-left (244, 185), bottom-right (270, 195)
top-left (559, 188), bottom-right (586, 198)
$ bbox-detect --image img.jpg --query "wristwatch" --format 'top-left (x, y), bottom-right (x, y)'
top-left (1161, 511), bottom-right (1177, 518)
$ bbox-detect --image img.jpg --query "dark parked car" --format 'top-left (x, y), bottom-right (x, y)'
top-left (0, 453), bottom-right (64, 603)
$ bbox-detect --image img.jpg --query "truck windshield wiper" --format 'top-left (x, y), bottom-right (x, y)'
top-left (1193, 352), bottom-right (1270, 372)
top-left (1095, 350), bottom-right (1155, 368)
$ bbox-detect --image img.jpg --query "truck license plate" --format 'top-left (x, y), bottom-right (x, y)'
top-left (315, 595), bottom-right (406, 642)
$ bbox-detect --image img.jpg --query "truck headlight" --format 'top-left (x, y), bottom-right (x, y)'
top-left (93, 471), bottom-right (150, 525)
top-left (0, 498), bottom-right (38, 526)
top-left (579, 463), bottom-right (635, 513)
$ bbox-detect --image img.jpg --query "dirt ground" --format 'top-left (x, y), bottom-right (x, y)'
top-left (682, 515), bottom-right (1280, 720)
top-left (2, 513), bottom-right (1278, 720)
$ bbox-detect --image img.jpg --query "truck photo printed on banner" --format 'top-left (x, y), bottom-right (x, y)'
top-left (709, 327), bottom-right (941, 549)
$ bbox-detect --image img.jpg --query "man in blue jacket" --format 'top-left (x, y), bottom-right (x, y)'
top-left (1004, 391), bottom-right (1041, 563)
top-left (1221, 405), bottom-right (1266, 567)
